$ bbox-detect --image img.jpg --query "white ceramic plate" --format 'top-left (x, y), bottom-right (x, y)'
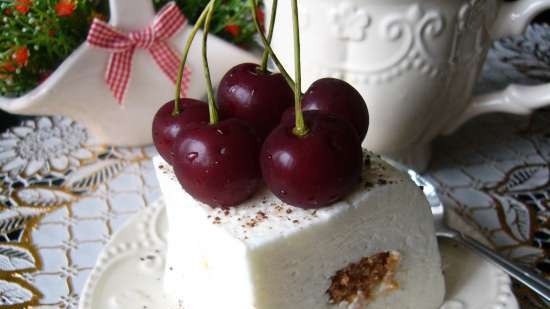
top-left (79, 201), bottom-right (519, 309)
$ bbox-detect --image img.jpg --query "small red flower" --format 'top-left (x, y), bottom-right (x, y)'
top-left (4, 8), bottom-right (13, 16)
top-left (55, 0), bottom-right (76, 17)
top-left (14, 0), bottom-right (32, 15)
top-left (2, 63), bottom-right (15, 73)
top-left (224, 24), bottom-right (240, 38)
top-left (13, 47), bottom-right (29, 67)
top-left (0, 63), bottom-right (15, 79)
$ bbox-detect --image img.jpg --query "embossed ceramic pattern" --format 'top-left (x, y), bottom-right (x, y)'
top-left (79, 204), bottom-right (171, 309)
top-left (267, 0), bottom-right (550, 170)
top-left (79, 201), bottom-right (519, 309)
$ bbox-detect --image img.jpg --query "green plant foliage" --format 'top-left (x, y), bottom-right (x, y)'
top-left (0, 0), bottom-right (261, 98)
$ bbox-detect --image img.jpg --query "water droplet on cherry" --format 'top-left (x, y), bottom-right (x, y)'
top-left (187, 152), bottom-right (198, 162)
top-left (172, 119), bottom-right (261, 208)
top-left (152, 99), bottom-right (209, 164)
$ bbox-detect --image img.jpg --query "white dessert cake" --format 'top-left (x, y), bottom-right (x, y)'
top-left (154, 153), bottom-right (445, 309)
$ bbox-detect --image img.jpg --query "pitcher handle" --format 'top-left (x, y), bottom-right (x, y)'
top-left (492, 0), bottom-right (550, 39)
top-left (442, 0), bottom-right (550, 135)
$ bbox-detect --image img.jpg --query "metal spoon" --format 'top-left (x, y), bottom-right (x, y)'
top-left (407, 169), bottom-right (550, 302)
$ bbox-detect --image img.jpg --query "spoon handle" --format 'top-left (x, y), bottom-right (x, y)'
top-left (448, 232), bottom-right (550, 302)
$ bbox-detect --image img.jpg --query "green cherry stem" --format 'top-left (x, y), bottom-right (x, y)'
top-left (202, 0), bottom-right (219, 125)
top-left (259, 0), bottom-right (278, 72)
top-left (290, 0), bottom-right (308, 137)
top-left (172, 1), bottom-right (213, 116)
top-left (249, 0), bottom-right (294, 89)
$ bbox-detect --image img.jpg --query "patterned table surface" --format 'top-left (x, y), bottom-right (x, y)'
top-left (0, 24), bottom-right (548, 309)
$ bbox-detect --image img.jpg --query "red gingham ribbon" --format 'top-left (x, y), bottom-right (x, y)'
top-left (87, 2), bottom-right (191, 104)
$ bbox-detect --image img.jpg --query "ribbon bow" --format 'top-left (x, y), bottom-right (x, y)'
top-left (87, 2), bottom-right (191, 104)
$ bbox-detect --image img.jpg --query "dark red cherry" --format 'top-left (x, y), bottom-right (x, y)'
top-left (284, 78), bottom-right (369, 141)
top-left (152, 99), bottom-right (209, 164)
top-left (261, 111), bottom-right (363, 209)
top-left (217, 63), bottom-right (294, 140)
top-left (172, 119), bottom-right (262, 208)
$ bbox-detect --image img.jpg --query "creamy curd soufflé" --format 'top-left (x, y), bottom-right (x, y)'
top-left (154, 152), bottom-right (445, 309)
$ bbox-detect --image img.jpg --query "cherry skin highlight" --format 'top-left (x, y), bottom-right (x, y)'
top-left (172, 118), bottom-right (262, 208)
top-left (283, 78), bottom-right (369, 141)
top-left (261, 111), bottom-right (363, 209)
top-left (217, 63), bottom-right (294, 140)
top-left (152, 99), bottom-right (210, 164)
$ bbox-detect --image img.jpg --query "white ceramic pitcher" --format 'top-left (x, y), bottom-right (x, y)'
top-left (0, 0), bottom-right (257, 146)
top-left (268, 0), bottom-right (550, 171)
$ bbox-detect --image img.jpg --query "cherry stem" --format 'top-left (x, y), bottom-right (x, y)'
top-left (249, 0), bottom-right (294, 89)
top-left (173, 1), bottom-right (213, 117)
top-left (259, 0), bottom-right (278, 72)
top-left (290, 0), bottom-right (308, 137)
top-left (202, 0), bottom-right (219, 125)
